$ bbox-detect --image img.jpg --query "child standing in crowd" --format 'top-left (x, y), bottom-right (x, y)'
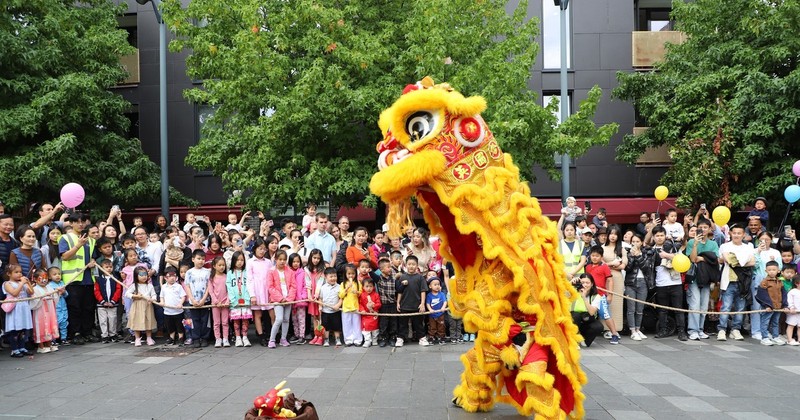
top-left (780, 263), bottom-right (797, 293)
top-left (268, 250), bottom-right (295, 348)
top-left (396, 255), bottom-right (429, 347)
top-left (582, 246), bottom-right (621, 344)
top-left (301, 203), bottom-right (316, 234)
top-left (289, 253), bottom-right (308, 345)
top-left (47, 267), bottom-right (68, 345)
top-left (786, 276), bottom-right (800, 346)
top-left (4, 264), bottom-right (33, 357)
top-left (160, 266), bottom-right (186, 346)
top-left (425, 278), bottom-right (447, 345)
top-left (375, 259), bottom-right (398, 347)
top-left (209, 256), bottom-right (231, 348)
top-left (247, 238), bottom-right (274, 347)
top-left (185, 249), bottom-right (211, 348)
top-left (339, 264), bottom-right (362, 346)
top-left (94, 258), bottom-right (122, 343)
top-left (306, 249), bottom-right (326, 344)
top-left (317, 267), bottom-right (343, 347)
top-left (126, 267), bottom-right (157, 346)
top-left (390, 250), bottom-right (405, 276)
top-left (32, 269), bottom-right (59, 353)
top-left (359, 278), bottom-right (381, 347)
top-left (227, 251), bottom-right (252, 347)
top-left (755, 261), bottom-right (788, 346)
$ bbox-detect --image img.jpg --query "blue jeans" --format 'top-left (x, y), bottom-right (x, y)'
top-left (718, 282), bottom-right (746, 332)
top-left (760, 311), bottom-right (780, 338)
top-left (189, 308), bottom-right (210, 341)
top-left (686, 282), bottom-right (710, 334)
top-left (749, 284), bottom-right (762, 337)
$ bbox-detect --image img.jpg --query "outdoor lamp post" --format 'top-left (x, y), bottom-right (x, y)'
top-left (136, 0), bottom-right (169, 219)
top-left (555, 0), bottom-right (570, 206)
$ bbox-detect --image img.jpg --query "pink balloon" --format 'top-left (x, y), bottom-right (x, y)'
top-left (793, 160), bottom-right (800, 177)
top-left (60, 183), bottom-right (85, 208)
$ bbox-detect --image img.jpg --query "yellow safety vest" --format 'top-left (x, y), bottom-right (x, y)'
top-left (560, 239), bottom-right (584, 275)
top-left (61, 233), bottom-right (95, 285)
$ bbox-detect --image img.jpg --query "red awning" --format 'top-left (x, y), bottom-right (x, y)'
top-left (337, 197), bottom-right (679, 224)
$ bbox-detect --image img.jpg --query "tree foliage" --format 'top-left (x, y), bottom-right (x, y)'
top-left (0, 0), bottom-right (194, 219)
top-left (163, 0), bottom-right (616, 210)
top-left (614, 0), bottom-right (800, 213)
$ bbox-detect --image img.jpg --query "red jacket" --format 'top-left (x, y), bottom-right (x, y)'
top-left (268, 266), bottom-right (297, 303)
top-left (94, 275), bottom-right (123, 306)
top-left (358, 290), bottom-right (382, 331)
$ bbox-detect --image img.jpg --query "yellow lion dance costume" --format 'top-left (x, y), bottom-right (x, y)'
top-left (370, 78), bottom-right (586, 419)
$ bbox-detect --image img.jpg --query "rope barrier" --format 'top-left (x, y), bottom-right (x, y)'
top-left (1, 288), bottom-right (61, 304)
top-left (594, 286), bottom-right (788, 316)
top-left (95, 266), bottom-right (448, 317)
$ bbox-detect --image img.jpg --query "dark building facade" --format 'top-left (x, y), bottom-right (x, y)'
top-left (115, 0), bottom-right (677, 221)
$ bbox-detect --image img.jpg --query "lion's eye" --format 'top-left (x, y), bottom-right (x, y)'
top-left (405, 111), bottom-right (436, 142)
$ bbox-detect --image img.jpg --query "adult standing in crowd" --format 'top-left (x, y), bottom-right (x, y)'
top-left (59, 213), bottom-right (97, 344)
top-left (305, 213), bottom-right (336, 265)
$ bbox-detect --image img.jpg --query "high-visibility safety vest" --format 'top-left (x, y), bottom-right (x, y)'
top-left (61, 232), bottom-right (95, 285)
top-left (560, 239), bottom-right (584, 275)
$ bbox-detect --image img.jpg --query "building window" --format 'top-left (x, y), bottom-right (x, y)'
top-left (542, 2), bottom-right (571, 69)
top-left (543, 93), bottom-right (572, 166)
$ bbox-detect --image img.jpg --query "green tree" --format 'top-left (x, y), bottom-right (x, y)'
top-left (614, 0), bottom-right (800, 215)
top-left (163, 0), bottom-right (616, 210)
top-left (0, 0), bottom-right (194, 218)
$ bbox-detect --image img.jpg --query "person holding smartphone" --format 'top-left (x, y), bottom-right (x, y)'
top-left (58, 212), bottom-right (98, 344)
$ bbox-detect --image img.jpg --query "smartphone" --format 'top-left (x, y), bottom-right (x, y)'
top-left (111, 204), bottom-right (120, 213)
top-left (172, 214), bottom-right (179, 224)
top-left (266, 219), bottom-right (274, 227)
top-left (584, 201), bottom-right (592, 212)
top-left (216, 222), bottom-right (222, 229)
top-left (700, 203), bottom-right (706, 210)
top-left (785, 225), bottom-right (792, 236)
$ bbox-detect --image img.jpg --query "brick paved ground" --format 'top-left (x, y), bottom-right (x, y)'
top-left (0, 334), bottom-right (797, 419)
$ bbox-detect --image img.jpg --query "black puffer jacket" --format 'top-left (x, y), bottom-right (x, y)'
top-left (625, 247), bottom-right (656, 289)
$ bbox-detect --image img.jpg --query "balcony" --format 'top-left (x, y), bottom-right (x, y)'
top-left (632, 127), bottom-right (672, 166)
top-left (632, 31), bottom-right (685, 68)
top-left (118, 49), bottom-right (140, 85)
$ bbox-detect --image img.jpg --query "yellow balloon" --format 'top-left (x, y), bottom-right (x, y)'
top-left (712, 206), bottom-right (731, 226)
top-left (654, 185), bottom-right (669, 201)
top-left (672, 253), bottom-right (691, 274)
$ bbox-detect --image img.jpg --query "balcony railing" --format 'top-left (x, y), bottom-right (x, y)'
top-left (118, 49), bottom-right (140, 85)
top-left (632, 127), bottom-right (672, 166)
top-left (632, 31), bottom-right (686, 68)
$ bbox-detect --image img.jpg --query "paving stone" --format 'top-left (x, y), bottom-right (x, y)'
top-left (663, 396), bottom-right (720, 412)
top-left (607, 410), bottom-right (655, 420)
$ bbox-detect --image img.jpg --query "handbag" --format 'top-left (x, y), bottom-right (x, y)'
top-left (1, 298), bottom-right (16, 313)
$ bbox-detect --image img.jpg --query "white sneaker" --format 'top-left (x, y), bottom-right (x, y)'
top-left (752, 333), bottom-right (762, 341)
top-left (761, 338), bottom-right (774, 346)
top-left (323, 340), bottom-right (330, 347)
top-left (631, 332), bottom-right (642, 341)
top-left (688, 332), bottom-right (699, 341)
top-left (395, 337), bottom-right (404, 347)
top-left (362, 340), bottom-right (371, 348)
top-left (771, 337), bottom-right (786, 346)
top-left (603, 331), bottom-right (613, 339)
top-left (788, 340), bottom-right (800, 346)
top-left (234, 337), bottom-right (243, 347)
top-left (731, 330), bottom-right (744, 340)
top-left (243, 336), bottom-right (252, 347)
top-left (214, 338), bottom-right (222, 348)
top-left (418, 337), bottom-right (431, 346)
top-left (637, 331), bottom-right (648, 339)
top-left (717, 331), bottom-right (727, 341)
top-left (698, 332), bottom-right (709, 339)
top-left (222, 338), bottom-right (231, 347)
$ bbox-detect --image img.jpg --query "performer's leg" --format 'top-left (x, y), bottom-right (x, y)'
top-left (452, 343), bottom-right (501, 412)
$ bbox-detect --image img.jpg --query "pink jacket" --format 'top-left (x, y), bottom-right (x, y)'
top-left (293, 268), bottom-right (308, 307)
top-left (268, 266), bottom-right (297, 303)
